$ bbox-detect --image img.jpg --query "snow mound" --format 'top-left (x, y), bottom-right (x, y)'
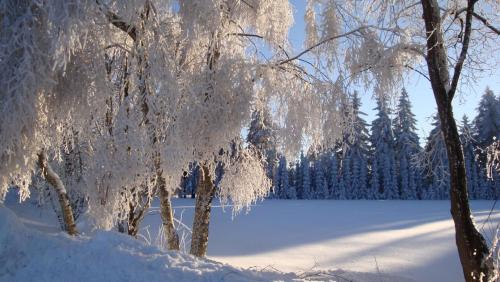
top-left (0, 205), bottom-right (416, 282)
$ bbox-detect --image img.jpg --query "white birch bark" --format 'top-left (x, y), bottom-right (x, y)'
top-left (190, 165), bottom-right (216, 257)
top-left (37, 150), bottom-right (77, 235)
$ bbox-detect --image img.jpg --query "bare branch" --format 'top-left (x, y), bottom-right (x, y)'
top-left (96, 0), bottom-right (137, 41)
top-left (404, 64), bottom-right (432, 82)
top-left (345, 64), bottom-right (430, 84)
top-left (278, 27), bottom-right (368, 65)
top-left (240, 0), bottom-right (255, 10)
top-left (297, 58), bottom-right (331, 82)
top-left (227, 33), bottom-right (263, 39)
top-left (227, 30), bottom-right (291, 60)
top-left (449, 0), bottom-right (476, 100)
top-left (104, 43), bottom-right (132, 54)
top-left (446, 7), bottom-right (500, 35)
top-left (472, 12), bottom-right (500, 35)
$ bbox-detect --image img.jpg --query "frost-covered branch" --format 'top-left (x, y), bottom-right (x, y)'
top-left (96, 0), bottom-right (137, 41)
top-left (486, 140), bottom-right (500, 179)
top-left (278, 27), bottom-right (368, 65)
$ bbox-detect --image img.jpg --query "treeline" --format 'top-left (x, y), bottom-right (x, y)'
top-left (177, 88), bottom-right (500, 200)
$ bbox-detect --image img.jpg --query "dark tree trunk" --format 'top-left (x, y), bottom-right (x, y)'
top-left (190, 165), bottom-right (216, 257)
top-left (126, 189), bottom-right (152, 237)
top-left (116, 186), bottom-right (153, 238)
top-left (421, 0), bottom-right (494, 280)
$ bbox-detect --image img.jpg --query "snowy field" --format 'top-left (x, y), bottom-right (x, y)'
top-left (144, 199), bottom-right (500, 282)
top-left (2, 197), bottom-right (500, 282)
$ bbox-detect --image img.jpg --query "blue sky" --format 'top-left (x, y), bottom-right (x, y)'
top-left (287, 0), bottom-right (500, 139)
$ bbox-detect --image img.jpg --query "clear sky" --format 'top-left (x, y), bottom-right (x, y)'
top-left (287, 0), bottom-right (500, 140)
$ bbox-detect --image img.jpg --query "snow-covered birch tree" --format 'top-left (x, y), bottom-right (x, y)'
top-left (2, 0), bottom-right (499, 278)
top-left (0, 0), bottom-right (301, 244)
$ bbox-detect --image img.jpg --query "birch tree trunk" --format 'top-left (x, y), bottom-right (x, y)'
top-left (157, 171), bottom-right (180, 250)
top-left (421, 1), bottom-right (494, 280)
top-left (126, 184), bottom-right (152, 237)
top-left (190, 165), bottom-right (216, 257)
top-left (37, 150), bottom-right (77, 235)
top-left (108, 1), bottom-right (178, 244)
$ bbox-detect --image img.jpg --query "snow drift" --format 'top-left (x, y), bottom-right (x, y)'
top-left (0, 206), bottom-right (290, 282)
top-left (0, 204), bottom-right (416, 282)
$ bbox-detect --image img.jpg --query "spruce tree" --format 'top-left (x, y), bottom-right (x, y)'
top-left (340, 92), bottom-right (370, 199)
top-left (473, 87), bottom-right (500, 148)
top-left (460, 116), bottom-right (481, 199)
top-left (295, 160), bottom-right (303, 199)
top-left (393, 88), bottom-right (422, 200)
top-left (301, 152), bottom-right (312, 199)
top-left (340, 154), bottom-right (352, 199)
top-left (277, 155), bottom-right (289, 199)
top-left (423, 114), bottom-right (450, 200)
top-left (287, 161), bottom-right (298, 199)
top-left (247, 108), bottom-right (278, 193)
top-left (370, 96), bottom-right (398, 199)
top-left (314, 156), bottom-right (329, 199)
top-left (329, 151), bottom-right (341, 199)
top-left (473, 88), bottom-right (500, 199)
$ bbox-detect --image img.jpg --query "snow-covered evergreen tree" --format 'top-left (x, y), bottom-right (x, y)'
top-left (313, 156), bottom-right (329, 199)
top-left (369, 157), bottom-right (380, 199)
top-left (346, 92), bottom-right (371, 199)
top-left (287, 163), bottom-right (297, 199)
top-left (472, 88), bottom-right (500, 199)
top-left (370, 96), bottom-right (398, 199)
top-left (247, 108), bottom-right (278, 194)
top-left (393, 88), bottom-right (421, 200)
top-left (460, 116), bottom-right (482, 199)
top-left (336, 92), bottom-right (370, 199)
top-left (339, 154), bottom-right (352, 199)
top-left (423, 115), bottom-right (450, 200)
top-left (474, 88), bottom-right (500, 148)
top-left (328, 151), bottom-right (342, 199)
top-left (301, 152), bottom-right (312, 199)
top-left (276, 155), bottom-right (289, 199)
top-left (295, 160), bottom-right (303, 199)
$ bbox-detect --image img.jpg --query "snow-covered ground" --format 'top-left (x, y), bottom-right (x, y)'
top-left (2, 196), bottom-right (499, 282)
top-left (143, 199), bottom-right (500, 282)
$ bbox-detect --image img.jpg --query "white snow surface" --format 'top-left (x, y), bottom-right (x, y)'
top-left (0, 204), bottom-right (297, 282)
top-left (2, 196), bottom-right (499, 282)
top-left (146, 199), bottom-right (500, 282)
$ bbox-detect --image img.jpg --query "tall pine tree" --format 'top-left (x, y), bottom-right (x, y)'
top-left (423, 114), bottom-right (450, 200)
top-left (393, 88), bottom-right (421, 200)
top-left (473, 87), bottom-right (500, 148)
top-left (247, 108), bottom-right (278, 194)
top-left (337, 92), bottom-right (371, 199)
top-left (473, 88), bottom-right (500, 199)
top-left (294, 160), bottom-right (303, 199)
top-left (460, 116), bottom-right (482, 199)
top-left (286, 160), bottom-right (297, 199)
top-left (370, 96), bottom-right (398, 199)
top-left (329, 150), bottom-right (343, 199)
top-left (313, 155), bottom-right (329, 199)
top-left (276, 155), bottom-right (289, 199)
top-left (301, 152), bottom-right (312, 199)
